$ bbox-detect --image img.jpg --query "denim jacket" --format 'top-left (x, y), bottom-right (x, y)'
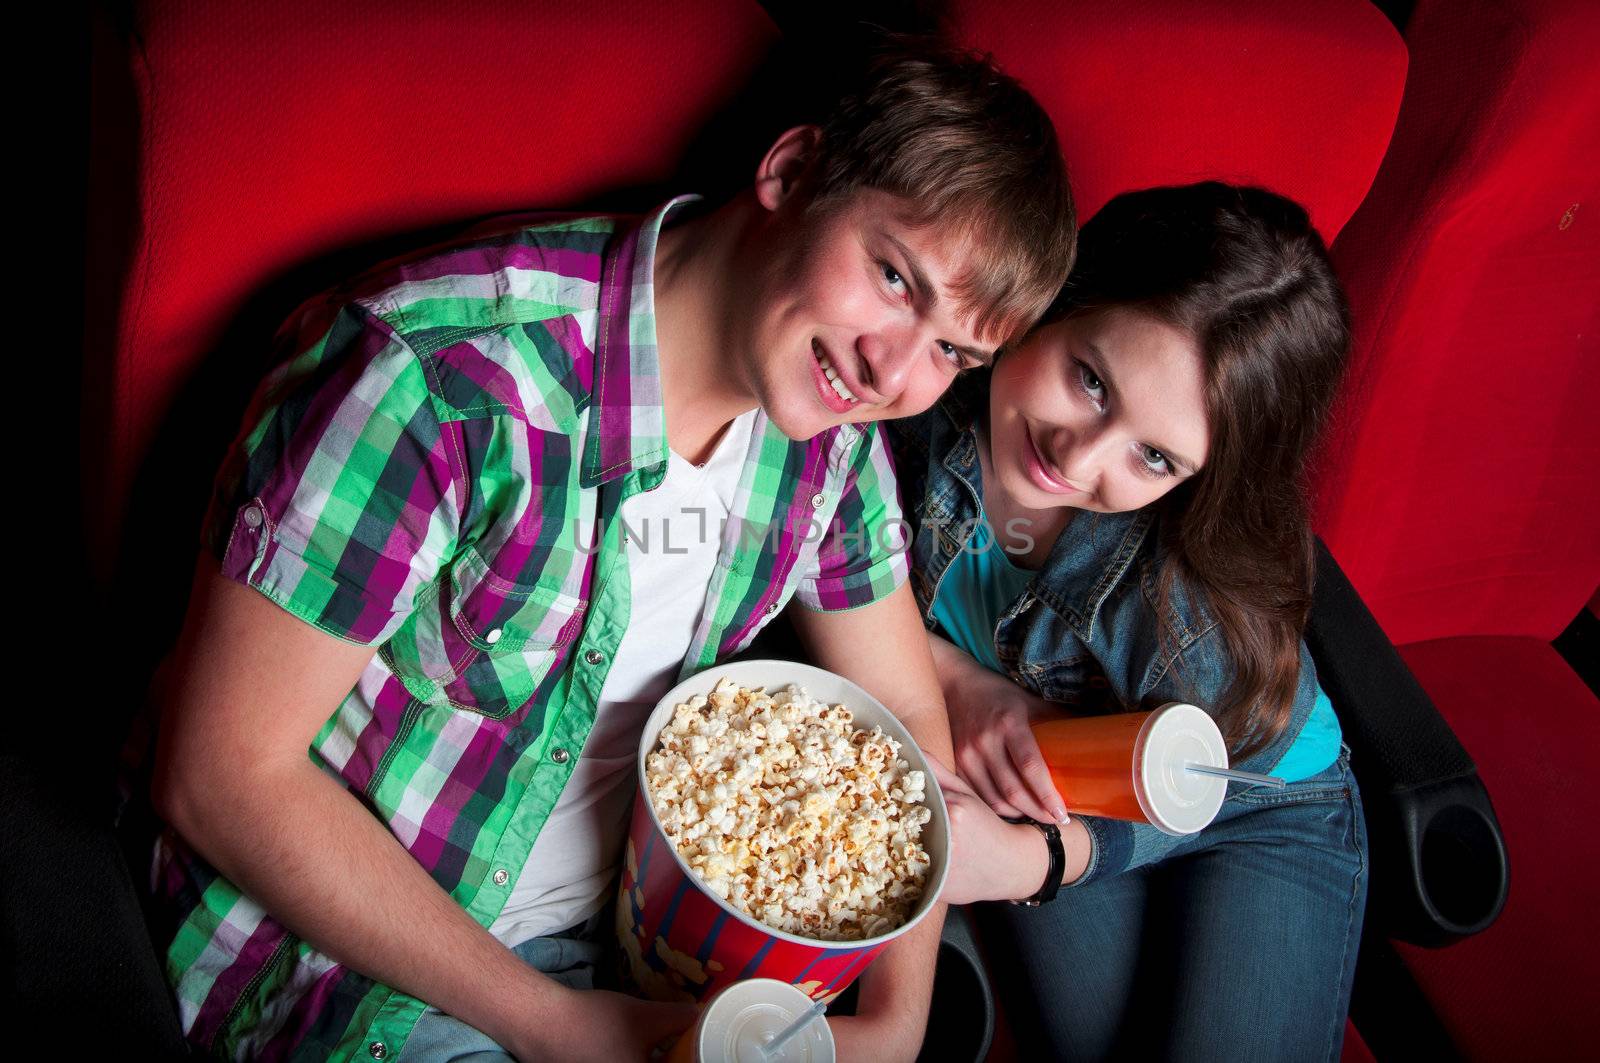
top-left (886, 371), bottom-right (1323, 886)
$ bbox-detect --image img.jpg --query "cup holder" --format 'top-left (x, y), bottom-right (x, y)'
top-left (919, 939), bottom-right (995, 1063)
top-left (1418, 803), bottom-right (1508, 935)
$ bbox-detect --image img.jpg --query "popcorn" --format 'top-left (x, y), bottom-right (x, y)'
top-left (646, 677), bottom-right (933, 942)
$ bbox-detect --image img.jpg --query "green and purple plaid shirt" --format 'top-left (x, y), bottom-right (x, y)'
top-left (156, 198), bottom-right (908, 1060)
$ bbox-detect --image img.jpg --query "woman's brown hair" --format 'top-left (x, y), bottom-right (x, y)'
top-left (1049, 182), bottom-right (1350, 759)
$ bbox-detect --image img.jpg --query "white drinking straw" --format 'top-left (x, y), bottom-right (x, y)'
top-left (761, 1000), bottom-right (827, 1060)
top-left (1184, 763), bottom-right (1287, 788)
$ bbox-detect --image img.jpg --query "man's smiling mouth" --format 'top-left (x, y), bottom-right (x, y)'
top-left (812, 340), bottom-right (861, 405)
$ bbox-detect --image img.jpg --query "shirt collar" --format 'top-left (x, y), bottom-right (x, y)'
top-left (581, 194), bottom-right (702, 488)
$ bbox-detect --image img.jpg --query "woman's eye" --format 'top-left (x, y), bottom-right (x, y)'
top-left (1137, 444), bottom-right (1174, 478)
top-left (1076, 361), bottom-right (1106, 408)
top-left (937, 340), bottom-right (963, 367)
top-left (881, 263), bottom-right (907, 294)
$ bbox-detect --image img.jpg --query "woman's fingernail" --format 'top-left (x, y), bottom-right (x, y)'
top-left (1054, 806), bottom-right (1070, 823)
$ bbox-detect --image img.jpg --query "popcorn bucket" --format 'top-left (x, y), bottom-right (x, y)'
top-left (617, 660), bottom-right (950, 1004)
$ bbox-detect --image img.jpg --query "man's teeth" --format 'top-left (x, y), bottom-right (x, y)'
top-left (813, 349), bottom-right (860, 404)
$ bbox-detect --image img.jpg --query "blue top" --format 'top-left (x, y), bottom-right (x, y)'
top-left (928, 516), bottom-right (1033, 674)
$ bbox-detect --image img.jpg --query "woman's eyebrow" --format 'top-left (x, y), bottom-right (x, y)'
top-left (1083, 341), bottom-right (1201, 474)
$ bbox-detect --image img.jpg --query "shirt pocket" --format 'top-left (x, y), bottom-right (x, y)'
top-left (381, 546), bottom-right (587, 719)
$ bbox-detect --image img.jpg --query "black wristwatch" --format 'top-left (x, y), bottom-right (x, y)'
top-left (1001, 816), bottom-right (1065, 906)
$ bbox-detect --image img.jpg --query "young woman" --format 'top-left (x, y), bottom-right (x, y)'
top-left (888, 182), bottom-right (1366, 1061)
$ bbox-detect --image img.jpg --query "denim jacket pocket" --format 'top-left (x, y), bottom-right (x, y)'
top-left (1025, 650), bottom-right (1113, 711)
top-left (381, 548), bottom-right (585, 718)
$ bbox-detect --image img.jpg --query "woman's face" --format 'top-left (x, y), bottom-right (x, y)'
top-left (987, 307), bottom-right (1210, 517)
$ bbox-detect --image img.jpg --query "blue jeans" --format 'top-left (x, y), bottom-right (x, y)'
top-left (977, 746), bottom-right (1368, 1062)
top-left (396, 905), bottom-right (612, 1062)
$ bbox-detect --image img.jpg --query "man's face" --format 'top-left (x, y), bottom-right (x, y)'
top-left (736, 186), bottom-right (1002, 441)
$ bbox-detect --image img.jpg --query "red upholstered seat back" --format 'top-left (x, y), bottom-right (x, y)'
top-left (83, 0), bottom-right (779, 584)
top-left (1315, 0), bottom-right (1600, 644)
top-left (86, 1), bottom-right (1409, 593)
top-left (943, 0), bottom-right (1407, 245)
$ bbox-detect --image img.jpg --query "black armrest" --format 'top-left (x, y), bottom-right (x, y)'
top-left (1305, 538), bottom-right (1509, 946)
top-left (1, 753), bottom-right (190, 1055)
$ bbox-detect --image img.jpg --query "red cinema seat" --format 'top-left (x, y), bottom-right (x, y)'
top-left (1394, 637), bottom-right (1598, 1058)
top-left (944, 0), bottom-right (1407, 246)
top-left (1315, 0), bottom-right (1600, 1056)
top-left (83, 0), bottom-right (779, 595)
top-left (940, 3), bottom-right (1411, 1057)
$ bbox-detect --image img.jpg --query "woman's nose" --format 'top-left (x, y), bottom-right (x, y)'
top-left (1049, 424), bottom-right (1112, 487)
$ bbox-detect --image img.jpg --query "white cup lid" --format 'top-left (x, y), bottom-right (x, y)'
top-left (697, 979), bottom-right (835, 1063)
top-left (1133, 703), bottom-right (1229, 835)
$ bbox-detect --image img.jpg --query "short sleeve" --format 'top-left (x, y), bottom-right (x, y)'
top-left (793, 423), bottom-right (910, 612)
top-left (201, 299), bottom-right (461, 646)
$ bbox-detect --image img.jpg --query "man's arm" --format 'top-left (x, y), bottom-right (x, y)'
top-left (788, 581), bottom-right (952, 1063)
top-left (151, 557), bottom-right (694, 1060)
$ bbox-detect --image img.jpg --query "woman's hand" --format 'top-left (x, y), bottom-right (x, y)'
top-left (931, 637), bottom-right (1069, 824)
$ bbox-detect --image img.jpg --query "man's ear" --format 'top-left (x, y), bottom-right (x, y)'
top-left (754, 125), bottom-right (823, 212)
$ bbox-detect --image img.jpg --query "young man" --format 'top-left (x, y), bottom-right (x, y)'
top-left (148, 42), bottom-right (1075, 1061)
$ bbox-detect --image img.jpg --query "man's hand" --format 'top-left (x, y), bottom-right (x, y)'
top-left (928, 634), bottom-right (1068, 825)
top-left (923, 754), bottom-right (1051, 905)
top-left (510, 988), bottom-right (698, 1062)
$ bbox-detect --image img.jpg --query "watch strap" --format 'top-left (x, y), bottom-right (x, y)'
top-left (1001, 815), bottom-right (1064, 906)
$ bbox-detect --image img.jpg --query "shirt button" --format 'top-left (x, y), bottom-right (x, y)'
top-left (242, 505), bottom-right (263, 529)
top-left (492, 868), bottom-right (509, 887)
top-left (810, 492), bottom-right (826, 509)
top-left (766, 602), bottom-right (779, 615)
top-left (368, 1042), bottom-right (388, 1060)
top-left (551, 747), bottom-right (571, 764)
top-left (584, 649), bottom-right (605, 666)
top-left (485, 628), bottom-right (503, 645)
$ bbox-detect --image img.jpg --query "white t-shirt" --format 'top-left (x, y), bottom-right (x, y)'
top-left (489, 409), bottom-right (757, 945)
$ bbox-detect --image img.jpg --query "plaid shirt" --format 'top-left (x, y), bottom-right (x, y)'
top-left (156, 198), bottom-right (907, 1060)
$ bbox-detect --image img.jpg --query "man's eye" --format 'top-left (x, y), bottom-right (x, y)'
top-left (937, 340), bottom-right (962, 367)
top-left (881, 263), bottom-right (906, 292)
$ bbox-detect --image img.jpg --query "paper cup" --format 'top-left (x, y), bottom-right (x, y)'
top-left (1032, 703), bottom-right (1228, 836)
top-left (618, 660), bottom-right (950, 1004)
top-left (665, 979), bottom-right (835, 1063)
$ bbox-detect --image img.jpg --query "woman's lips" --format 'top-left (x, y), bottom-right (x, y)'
top-left (1024, 427), bottom-right (1084, 495)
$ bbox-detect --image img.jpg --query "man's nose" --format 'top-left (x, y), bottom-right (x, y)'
top-left (855, 324), bottom-right (922, 402)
